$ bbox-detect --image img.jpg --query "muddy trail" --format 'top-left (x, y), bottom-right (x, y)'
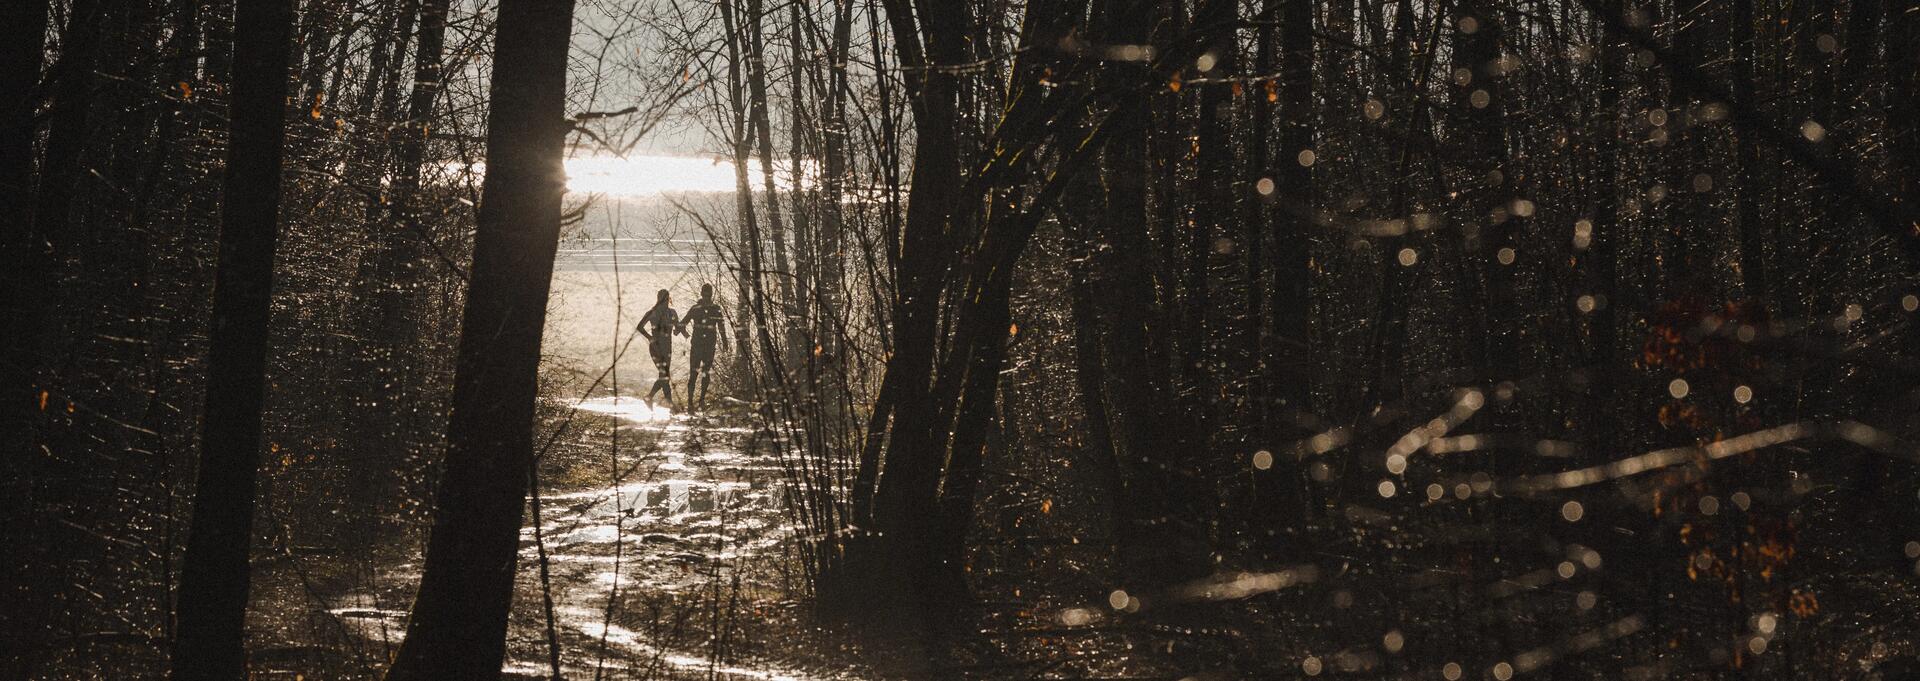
top-left (254, 397), bottom-right (872, 680)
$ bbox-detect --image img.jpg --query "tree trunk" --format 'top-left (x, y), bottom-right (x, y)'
top-left (1450, 0), bottom-right (1518, 381)
top-left (382, 0), bottom-right (574, 675)
top-left (1358, 0), bottom-right (1436, 413)
top-left (1892, 0), bottom-right (1920, 207)
top-left (0, 1), bottom-right (53, 674)
top-left (745, 0), bottom-right (797, 331)
top-left (0, 0), bottom-right (49, 434)
top-left (857, 0), bottom-right (969, 540)
top-left (296, 0), bottom-right (344, 116)
top-left (1243, 2), bottom-right (1272, 430)
top-left (169, 0), bottom-right (296, 675)
top-left (392, 0), bottom-right (450, 199)
top-left (353, 0), bottom-right (405, 120)
top-left (1274, 0), bottom-right (1318, 397)
top-left (1255, 0), bottom-right (1318, 554)
top-left (719, 0), bottom-right (770, 394)
top-left (34, 0), bottom-right (106, 262)
top-left (1183, 0), bottom-right (1235, 423)
top-left (341, 0), bottom-right (451, 534)
top-left (816, 0), bottom-right (855, 357)
top-left (1729, 0), bottom-right (1768, 299)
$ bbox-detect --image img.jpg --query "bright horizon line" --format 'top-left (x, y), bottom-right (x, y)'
top-left (449, 154), bottom-right (818, 198)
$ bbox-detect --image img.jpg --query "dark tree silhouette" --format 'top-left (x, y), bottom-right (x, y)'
top-left (170, 0), bottom-right (296, 676)
top-left (383, 0), bottom-right (575, 676)
top-left (0, 0), bottom-right (53, 675)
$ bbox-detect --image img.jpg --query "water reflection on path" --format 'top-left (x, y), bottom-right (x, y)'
top-left (323, 396), bottom-right (844, 680)
top-left (512, 396), bottom-right (834, 680)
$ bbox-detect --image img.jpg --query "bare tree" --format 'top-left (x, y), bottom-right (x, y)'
top-left (384, 0), bottom-right (575, 676)
top-left (170, 0), bottom-right (297, 675)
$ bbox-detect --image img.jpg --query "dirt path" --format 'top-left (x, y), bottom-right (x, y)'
top-left (294, 396), bottom-right (861, 680)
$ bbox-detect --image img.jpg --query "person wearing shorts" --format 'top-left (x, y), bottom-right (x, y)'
top-left (680, 283), bottom-right (728, 410)
top-left (637, 289), bottom-right (682, 410)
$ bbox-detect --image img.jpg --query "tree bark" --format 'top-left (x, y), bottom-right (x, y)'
top-left (34, 0), bottom-right (106, 262)
top-left (383, 0), bottom-right (574, 675)
top-left (0, 0), bottom-right (49, 431)
top-left (856, 0), bottom-right (969, 538)
top-left (170, 0), bottom-right (296, 675)
top-left (0, 2), bottom-right (53, 673)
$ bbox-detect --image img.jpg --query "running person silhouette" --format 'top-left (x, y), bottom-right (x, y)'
top-left (680, 284), bottom-right (728, 410)
top-left (637, 289), bottom-right (683, 410)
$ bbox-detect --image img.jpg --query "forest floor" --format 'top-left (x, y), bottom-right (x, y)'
top-left (247, 396), bottom-right (881, 680)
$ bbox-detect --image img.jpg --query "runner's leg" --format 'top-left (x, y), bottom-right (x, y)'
top-left (697, 357), bottom-right (711, 404)
top-left (658, 349), bottom-right (675, 409)
top-left (686, 359), bottom-right (704, 410)
top-left (647, 347), bottom-right (671, 406)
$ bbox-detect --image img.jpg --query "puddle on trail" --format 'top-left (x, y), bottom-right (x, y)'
top-left (570, 395), bottom-right (678, 423)
top-left (325, 396), bottom-right (849, 680)
top-left (522, 396), bottom-right (834, 678)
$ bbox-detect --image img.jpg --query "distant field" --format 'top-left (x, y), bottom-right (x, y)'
top-left (538, 182), bottom-right (724, 393)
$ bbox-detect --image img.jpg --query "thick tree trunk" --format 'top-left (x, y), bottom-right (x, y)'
top-left (393, 0), bottom-right (450, 199)
top-left (0, 2), bottom-right (53, 674)
top-left (786, 0), bottom-right (819, 342)
top-left (1665, 0), bottom-right (1723, 298)
top-left (383, 0), bottom-right (574, 675)
top-left (1243, 3), bottom-right (1272, 429)
top-left (169, 0), bottom-right (296, 676)
top-left (0, 0), bottom-right (50, 435)
top-left (296, 0), bottom-right (344, 115)
top-left (0, 0), bottom-right (47, 252)
top-left (203, 0), bottom-right (233, 86)
top-left (816, 0), bottom-right (855, 356)
top-left (858, 0), bottom-right (969, 540)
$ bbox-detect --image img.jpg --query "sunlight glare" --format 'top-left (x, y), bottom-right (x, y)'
top-left (451, 154), bottom-right (816, 197)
